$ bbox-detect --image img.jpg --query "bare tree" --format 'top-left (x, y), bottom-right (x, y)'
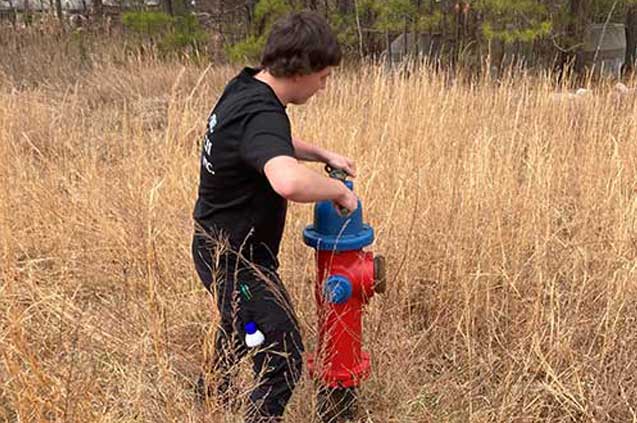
top-left (569, 0), bottom-right (588, 72)
top-left (6, 0), bottom-right (17, 27)
top-left (337, 0), bottom-right (353, 14)
top-left (93, 0), bottom-right (103, 18)
top-left (246, 0), bottom-right (256, 24)
top-left (55, 0), bottom-right (63, 23)
top-left (164, 0), bottom-right (174, 16)
top-left (625, 4), bottom-right (637, 74)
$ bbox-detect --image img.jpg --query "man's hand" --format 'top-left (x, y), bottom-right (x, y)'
top-left (291, 137), bottom-right (357, 178)
top-left (325, 152), bottom-right (357, 178)
top-left (334, 184), bottom-right (359, 216)
top-left (264, 156), bottom-right (359, 211)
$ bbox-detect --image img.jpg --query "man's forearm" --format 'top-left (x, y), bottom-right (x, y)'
top-left (280, 163), bottom-right (347, 203)
top-left (264, 156), bottom-right (346, 203)
top-left (292, 137), bottom-right (328, 162)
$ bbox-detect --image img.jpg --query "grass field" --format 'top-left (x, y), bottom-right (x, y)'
top-left (2, 31), bottom-right (637, 422)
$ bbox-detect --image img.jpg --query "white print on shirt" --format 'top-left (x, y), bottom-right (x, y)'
top-left (202, 113), bottom-right (217, 175)
top-left (208, 113), bottom-right (217, 135)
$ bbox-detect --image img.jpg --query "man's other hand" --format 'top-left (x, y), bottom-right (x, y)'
top-left (325, 152), bottom-right (357, 178)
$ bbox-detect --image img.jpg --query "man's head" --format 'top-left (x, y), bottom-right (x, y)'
top-left (261, 11), bottom-right (341, 104)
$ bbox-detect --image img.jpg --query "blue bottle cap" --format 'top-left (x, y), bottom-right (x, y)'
top-left (245, 321), bottom-right (257, 334)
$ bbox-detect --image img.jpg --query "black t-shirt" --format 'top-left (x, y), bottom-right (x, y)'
top-left (193, 67), bottom-right (295, 265)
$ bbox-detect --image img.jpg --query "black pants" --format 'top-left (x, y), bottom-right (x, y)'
top-left (192, 234), bottom-right (304, 422)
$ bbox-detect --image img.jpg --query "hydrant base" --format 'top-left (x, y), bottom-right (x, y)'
top-left (306, 351), bottom-right (371, 389)
top-left (317, 386), bottom-right (358, 423)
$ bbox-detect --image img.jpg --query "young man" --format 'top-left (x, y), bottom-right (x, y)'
top-left (191, 11), bottom-right (358, 422)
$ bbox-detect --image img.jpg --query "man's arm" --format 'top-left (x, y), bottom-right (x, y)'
top-left (291, 137), bottom-right (327, 162)
top-left (292, 137), bottom-right (357, 177)
top-left (264, 156), bottom-right (358, 213)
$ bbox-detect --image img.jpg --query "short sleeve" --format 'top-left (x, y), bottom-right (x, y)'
top-left (240, 112), bottom-right (295, 172)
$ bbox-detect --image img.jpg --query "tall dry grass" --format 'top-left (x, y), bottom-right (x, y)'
top-left (2, 32), bottom-right (637, 422)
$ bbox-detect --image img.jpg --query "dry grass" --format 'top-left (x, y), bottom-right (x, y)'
top-left (2, 31), bottom-right (637, 422)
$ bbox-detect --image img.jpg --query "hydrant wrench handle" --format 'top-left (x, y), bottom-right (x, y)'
top-left (324, 165), bottom-right (352, 216)
top-left (325, 164), bottom-right (350, 181)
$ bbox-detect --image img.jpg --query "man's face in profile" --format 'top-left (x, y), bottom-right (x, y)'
top-left (289, 67), bottom-right (332, 105)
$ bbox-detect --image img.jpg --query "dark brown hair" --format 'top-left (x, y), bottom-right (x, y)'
top-left (261, 11), bottom-right (342, 78)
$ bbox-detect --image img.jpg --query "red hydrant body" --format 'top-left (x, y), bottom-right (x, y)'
top-left (303, 170), bottom-right (386, 420)
top-left (311, 250), bottom-right (376, 387)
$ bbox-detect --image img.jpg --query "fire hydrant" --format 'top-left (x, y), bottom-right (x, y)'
top-left (303, 166), bottom-right (387, 422)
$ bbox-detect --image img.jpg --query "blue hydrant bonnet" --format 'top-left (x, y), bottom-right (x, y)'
top-left (303, 180), bottom-right (374, 251)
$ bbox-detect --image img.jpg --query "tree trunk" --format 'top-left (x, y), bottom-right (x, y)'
top-left (555, 0), bottom-right (587, 78)
top-left (245, 0), bottom-right (257, 24)
top-left (93, 0), bottom-right (102, 18)
top-left (386, 30), bottom-right (393, 68)
top-left (570, 0), bottom-right (587, 73)
top-left (337, 0), bottom-right (353, 15)
top-left (24, 0), bottom-right (32, 26)
top-left (404, 18), bottom-right (408, 56)
top-left (7, 0), bottom-right (17, 27)
top-left (624, 5), bottom-right (637, 74)
top-left (455, 2), bottom-right (466, 60)
top-left (54, 0), bottom-right (62, 23)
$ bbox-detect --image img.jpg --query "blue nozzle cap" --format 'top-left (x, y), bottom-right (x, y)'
top-left (244, 321), bottom-right (257, 334)
top-left (324, 275), bottom-right (353, 304)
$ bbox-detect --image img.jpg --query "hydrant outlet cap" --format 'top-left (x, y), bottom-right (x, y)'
top-left (324, 275), bottom-right (353, 304)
